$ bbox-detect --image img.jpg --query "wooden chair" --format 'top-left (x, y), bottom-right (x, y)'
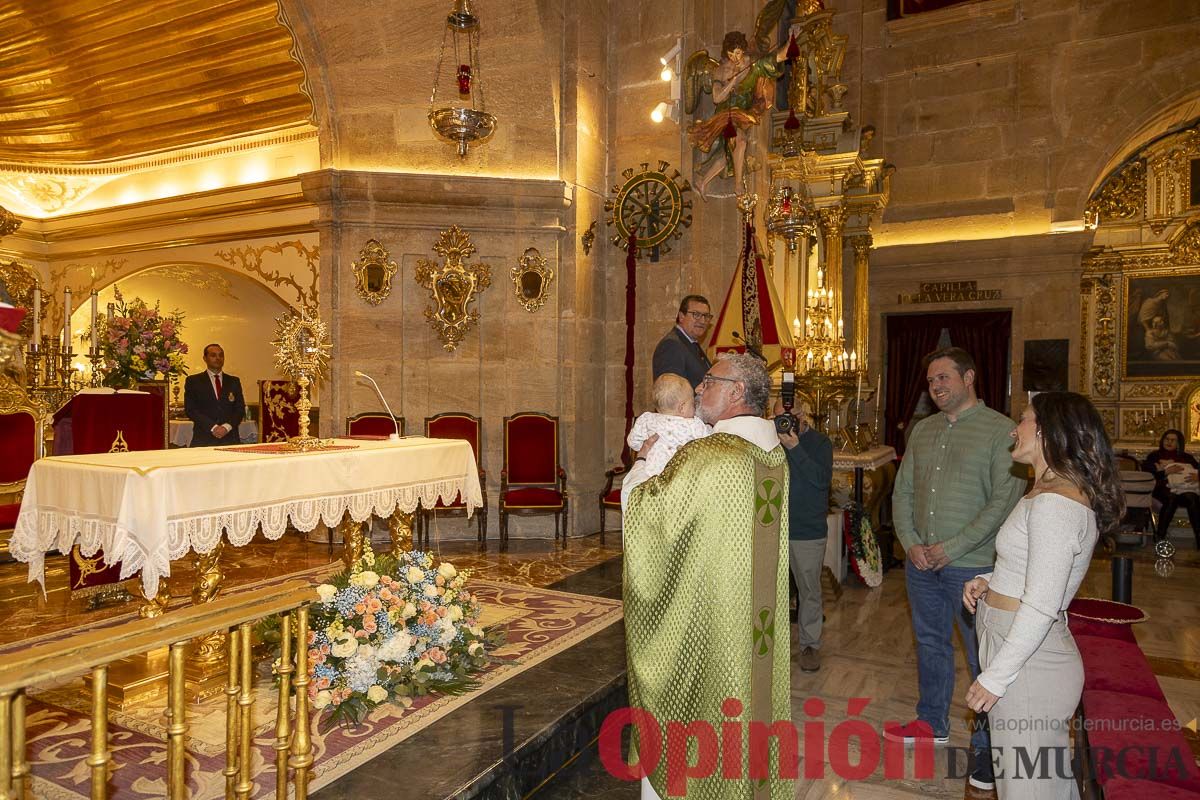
top-left (500, 412), bottom-right (568, 546)
top-left (421, 413), bottom-right (487, 549)
top-left (346, 412), bottom-right (405, 438)
top-left (598, 446), bottom-right (632, 543)
top-left (0, 382), bottom-right (42, 562)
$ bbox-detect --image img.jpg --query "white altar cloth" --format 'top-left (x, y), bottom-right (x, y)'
top-left (12, 437), bottom-right (482, 598)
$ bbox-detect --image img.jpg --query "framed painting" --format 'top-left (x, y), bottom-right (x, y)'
top-left (1123, 273), bottom-right (1200, 378)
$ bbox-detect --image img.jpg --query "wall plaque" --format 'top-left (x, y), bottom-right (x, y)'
top-left (897, 280), bottom-right (1002, 305)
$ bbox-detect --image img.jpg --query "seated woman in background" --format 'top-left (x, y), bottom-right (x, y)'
top-left (1143, 428), bottom-right (1200, 546)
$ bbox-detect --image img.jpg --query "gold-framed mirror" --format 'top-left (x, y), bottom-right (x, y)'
top-left (511, 247), bottom-right (553, 313)
top-left (352, 239), bottom-right (397, 305)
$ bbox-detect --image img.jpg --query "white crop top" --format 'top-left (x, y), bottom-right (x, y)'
top-left (977, 493), bottom-right (1098, 697)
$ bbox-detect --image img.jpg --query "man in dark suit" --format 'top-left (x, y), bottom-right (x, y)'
top-left (184, 343), bottom-right (246, 447)
top-left (652, 294), bottom-right (713, 389)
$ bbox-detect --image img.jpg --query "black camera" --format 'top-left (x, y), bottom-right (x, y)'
top-left (774, 371), bottom-right (801, 436)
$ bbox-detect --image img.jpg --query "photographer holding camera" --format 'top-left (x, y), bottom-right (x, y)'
top-left (772, 372), bottom-right (833, 672)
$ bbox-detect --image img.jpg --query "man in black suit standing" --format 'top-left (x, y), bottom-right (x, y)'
top-left (184, 343), bottom-right (246, 447)
top-left (652, 294), bottom-right (713, 389)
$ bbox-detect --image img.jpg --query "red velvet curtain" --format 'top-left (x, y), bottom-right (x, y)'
top-left (884, 310), bottom-right (1012, 453)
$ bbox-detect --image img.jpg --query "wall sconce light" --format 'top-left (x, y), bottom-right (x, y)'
top-left (659, 41), bottom-right (682, 82)
top-left (650, 102), bottom-right (672, 124)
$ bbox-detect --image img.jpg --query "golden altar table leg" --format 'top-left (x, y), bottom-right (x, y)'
top-left (137, 579), bottom-right (171, 619)
top-left (339, 515), bottom-right (365, 571)
top-left (388, 511), bottom-right (414, 553)
top-left (186, 542), bottom-right (230, 700)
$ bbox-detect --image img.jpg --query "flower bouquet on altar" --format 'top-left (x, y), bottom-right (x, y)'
top-left (281, 544), bottom-right (504, 731)
top-left (99, 287), bottom-right (189, 387)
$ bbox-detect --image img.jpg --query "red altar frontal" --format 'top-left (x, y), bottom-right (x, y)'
top-left (53, 391), bottom-right (167, 596)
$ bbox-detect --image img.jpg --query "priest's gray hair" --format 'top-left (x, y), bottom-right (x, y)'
top-left (716, 352), bottom-right (771, 415)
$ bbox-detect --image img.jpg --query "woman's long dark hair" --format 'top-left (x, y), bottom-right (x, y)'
top-left (1031, 391), bottom-right (1125, 534)
top-left (1158, 428), bottom-right (1187, 454)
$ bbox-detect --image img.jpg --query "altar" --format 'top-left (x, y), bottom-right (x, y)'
top-left (11, 437), bottom-right (483, 601)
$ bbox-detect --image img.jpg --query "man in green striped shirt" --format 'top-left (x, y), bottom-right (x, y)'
top-left (884, 347), bottom-right (1026, 791)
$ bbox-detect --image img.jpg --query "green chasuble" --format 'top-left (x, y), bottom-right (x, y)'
top-left (625, 432), bottom-right (793, 800)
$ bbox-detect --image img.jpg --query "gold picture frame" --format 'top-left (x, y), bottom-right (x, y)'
top-left (415, 226), bottom-right (491, 352)
top-left (511, 247), bottom-right (553, 313)
top-left (351, 239), bottom-right (397, 306)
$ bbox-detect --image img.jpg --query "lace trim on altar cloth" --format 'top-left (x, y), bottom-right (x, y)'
top-left (12, 477), bottom-right (480, 600)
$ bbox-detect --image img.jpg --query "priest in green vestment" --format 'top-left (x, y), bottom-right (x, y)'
top-left (622, 352), bottom-right (794, 800)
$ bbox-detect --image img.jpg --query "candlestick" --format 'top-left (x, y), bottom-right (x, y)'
top-left (856, 370), bottom-right (863, 406)
top-left (90, 291), bottom-right (98, 354)
top-left (32, 286), bottom-right (40, 349)
top-left (63, 288), bottom-right (72, 352)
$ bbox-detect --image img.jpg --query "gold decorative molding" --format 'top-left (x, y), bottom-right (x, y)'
top-left (0, 206), bottom-right (20, 239)
top-left (214, 241), bottom-right (320, 310)
top-left (351, 239), bottom-right (397, 306)
top-left (1172, 223), bottom-right (1200, 265)
top-left (1084, 160), bottom-right (1144, 227)
top-left (414, 226), bottom-right (491, 352)
top-left (1091, 274), bottom-right (1117, 397)
top-left (511, 247), bottom-right (553, 313)
top-left (581, 221), bottom-right (597, 255)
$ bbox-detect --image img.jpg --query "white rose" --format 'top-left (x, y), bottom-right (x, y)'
top-left (316, 584), bottom-right (337, 603)
top-left (437, 562), bottom-right (457, 580)
top-left (402, 602), bottom-right (417, 619)
top-left (352, 570), bottom-right (380, 589)
top-left (423, 584), bottom-right (439, 599)
top-left (448, 605), bottom-right (464, 622)
top-left (366, 685), bottom-right (388, 703)
top-left (313, 690), bottom-right (332, 709)
top-left (406, 566), bottom-right (425, 584)
top-left (469, 626), bottom-right (484, 638)
top-left (469, 642), bottom-right (484, 656)
top-left (331, 635), bottom-right (357, 658)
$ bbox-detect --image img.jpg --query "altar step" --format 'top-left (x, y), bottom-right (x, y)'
top-left (311, 556), bottom-right (628, 800)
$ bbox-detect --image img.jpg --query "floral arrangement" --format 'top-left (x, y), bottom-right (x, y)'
top-left (844, 511), bottom-right (883, 588)
top-left (100, 287), bottom-right (188, 387)
top-left (293, 544), bottom-right (503, 731)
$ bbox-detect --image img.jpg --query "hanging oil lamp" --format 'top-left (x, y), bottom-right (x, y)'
top-left (428, 0), bottom-right (497, 159)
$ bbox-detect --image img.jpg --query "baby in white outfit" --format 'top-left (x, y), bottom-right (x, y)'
top-left (627, 374), bottom-right (712, 476)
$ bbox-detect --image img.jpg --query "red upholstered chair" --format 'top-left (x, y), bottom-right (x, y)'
top-left (422, 412), bottom-right (487, 548)
top-left (0, 395), bottom-right (42, 563)
top-left (346, 412), bottom-right (405, 438)
top-left (259, 379), bottom-right (305, 443)
top-left (598, 447), bottom-right (632, 543)
top-left (500, 412), bottom-right (567, 546)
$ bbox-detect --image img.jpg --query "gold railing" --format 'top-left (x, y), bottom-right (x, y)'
top-left (0, 579), bottom-right (317, 800)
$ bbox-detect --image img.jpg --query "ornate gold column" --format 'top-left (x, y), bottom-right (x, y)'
top-left (850, 234), bottom-right (872, 364)
top-left (339, 514), bottom-right (365, 571)
top-left (819, 208), bottom-right (847, 324)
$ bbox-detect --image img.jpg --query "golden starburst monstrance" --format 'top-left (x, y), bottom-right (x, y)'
top-left (272, 307), bottom-right (333, 451)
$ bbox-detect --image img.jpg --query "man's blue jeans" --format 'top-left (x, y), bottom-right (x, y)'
top-left (905, 561), bottom-right (990, 751)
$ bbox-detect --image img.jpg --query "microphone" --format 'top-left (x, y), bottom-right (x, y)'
top-left (731, 331), bottom-right (766, 363)
top-left (353, 371), bottom-right (401, 441)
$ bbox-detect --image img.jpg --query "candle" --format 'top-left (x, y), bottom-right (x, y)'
top-left (851, 350), bottom-right (858, 373)
top-left (817, 269), bottom-right (824, 289)
top-left (31, 286), bottom-right (40, 349)
top-left (90, 291), bottom-right (98, 353)
top-left (792, 317), bottom-right (801, 340)
top-left (63, 288), bottom-right (72, 351)
top-left (837, 318), bottom-right (844, 338)
top-left (856, 369), bottom-right (863, 405)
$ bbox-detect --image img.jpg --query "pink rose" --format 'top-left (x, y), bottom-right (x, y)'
top-left (427, 647), bottom-right (447, 664)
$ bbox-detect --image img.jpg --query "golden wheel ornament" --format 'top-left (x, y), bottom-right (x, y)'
top-left (272, 307), bottom-right (334, 451)
top-left (604, 160), bottom-right (693, 260)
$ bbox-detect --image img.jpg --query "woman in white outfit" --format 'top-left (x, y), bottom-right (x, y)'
top-left (962, 391), bottom-right (1123, 799)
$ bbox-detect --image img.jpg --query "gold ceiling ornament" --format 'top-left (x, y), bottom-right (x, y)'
top-left (511, 247), bottom-right (553, 313)
top-left (351, 239), bottom-right (398, 305)
top-left (428, 0), bottom-right (497, 158)
top-left (0, 0), bottom-right (311, 164)
top-left (415, 226), bottom-right (491, 352)
top-left (271, 308), bottom-right (333, 451)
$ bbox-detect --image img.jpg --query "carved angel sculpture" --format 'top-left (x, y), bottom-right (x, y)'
top-left (684, 1), bottom-right (795, 199)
